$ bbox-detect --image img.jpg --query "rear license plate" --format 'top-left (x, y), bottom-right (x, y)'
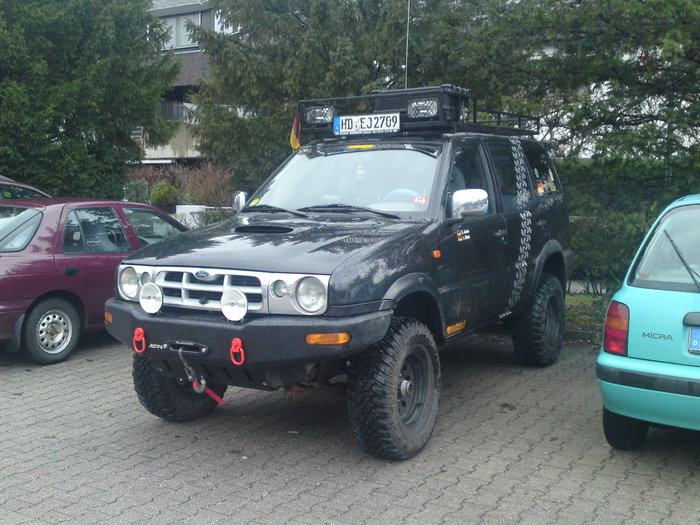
top-left (333, 113), bottom-right (400, 135)
top-left (690, 327), bottom-right (700, 354)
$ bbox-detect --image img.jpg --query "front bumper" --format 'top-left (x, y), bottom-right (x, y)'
top-left (105, 299), bottom-right (392, 389)
top-left (596, 351), bottom-right (700, 431)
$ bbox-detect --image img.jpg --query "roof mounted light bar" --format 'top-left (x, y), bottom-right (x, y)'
top-left (297, 84), bottom-right (539, 139)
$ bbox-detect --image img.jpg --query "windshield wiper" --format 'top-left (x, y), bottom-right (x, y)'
top-left (298, 204), bottom-right (400, 219)
top-left (664, 230), bottom-right (700, 292)
top-left (240, 204), bottom-right (308, 218)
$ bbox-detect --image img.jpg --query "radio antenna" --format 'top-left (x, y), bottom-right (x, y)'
top-left (404, 0), bottom-right (411, 89)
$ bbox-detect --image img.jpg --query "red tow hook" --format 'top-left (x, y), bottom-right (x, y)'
top-left (230, 338), bottom-right (245, 366)
top-left (193, 380), bottom-right (225, 406)
top-left (132, 328), bottom-right (146, 353)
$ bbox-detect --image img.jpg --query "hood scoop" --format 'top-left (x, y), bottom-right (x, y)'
top-left (234, 224), bottom-right (294, 234)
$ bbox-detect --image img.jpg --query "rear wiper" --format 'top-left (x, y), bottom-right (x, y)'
top-left (298, 204), bottom-right (399, 219)
top-left (664, 230), bottom-right (700, 292)
top-left (240, 204), bottom-right (308, 218)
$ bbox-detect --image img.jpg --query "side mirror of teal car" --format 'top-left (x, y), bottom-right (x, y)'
top-left (597, 194), bottom-right (700, 450)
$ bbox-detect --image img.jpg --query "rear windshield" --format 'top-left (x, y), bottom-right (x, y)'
top-left (0, 206), bottom-right (42, 252)
top-left (630, 204), bottom-right (700, 293)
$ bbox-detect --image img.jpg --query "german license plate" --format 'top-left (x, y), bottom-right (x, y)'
top-left (333, 113), bottom-right (400, 136)
top-left (690, 327), bottom-right (700, 353)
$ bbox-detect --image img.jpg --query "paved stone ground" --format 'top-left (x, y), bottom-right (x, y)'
top-left (2, 331), bottom-right (700, 525)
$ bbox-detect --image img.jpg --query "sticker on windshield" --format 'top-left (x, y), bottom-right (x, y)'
top-left (412, 195), bottom-right (429, 207)
top-left (249, 198), bottom-right (260, 206)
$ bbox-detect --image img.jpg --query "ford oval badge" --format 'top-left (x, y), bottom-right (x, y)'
top-left (195, 270), bottom-right (218, 281)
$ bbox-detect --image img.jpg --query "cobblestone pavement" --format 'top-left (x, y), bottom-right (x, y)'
top-left (2, 331), bottom-right (700, 525)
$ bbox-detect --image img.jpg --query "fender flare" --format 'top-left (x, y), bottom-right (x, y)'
top-left (532, 239), bottom-right (566, 289)
top-left (380, 272), bottom-right (445, 328)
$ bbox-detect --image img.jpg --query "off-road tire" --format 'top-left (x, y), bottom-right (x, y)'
top-left (132, 354), bottom-right (228, 422)
top-left (511, 273), bottom-right (564, 366)
top-left (602, 407), bottom-right (649, 450)
top-left (347, 317), bottom-right (440, 460)
top-left (24, 298), bottom-right (81, 365)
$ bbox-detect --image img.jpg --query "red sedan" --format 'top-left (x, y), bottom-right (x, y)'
top-left (0, 199), bottom-right (187, 364)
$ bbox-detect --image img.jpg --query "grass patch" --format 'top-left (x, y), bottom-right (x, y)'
top-left (565, 293), bottom-right (610, 343)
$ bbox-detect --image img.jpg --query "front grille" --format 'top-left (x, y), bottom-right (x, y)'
top-left (153, 268), bottom-right (266, 313)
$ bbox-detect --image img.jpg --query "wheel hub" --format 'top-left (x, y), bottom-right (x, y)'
top-left (37, 311), bottom-right (71, 353)
top-left (400, 379), bottom-right (414, 397)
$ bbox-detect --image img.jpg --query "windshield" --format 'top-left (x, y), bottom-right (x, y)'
top-left (0, 206), bottom-right (42, 252)
top-left (249, 142), bottom-right (443, 217)
top-left (630, 204), bottom-right (700, 293)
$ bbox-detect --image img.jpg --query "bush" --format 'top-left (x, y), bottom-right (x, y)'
top-left (180, 208), bottom-right (235, 229)
top-left (569, 213), bottom-right (651, 294)
top-left (150, 181), bottom-right (180, 209)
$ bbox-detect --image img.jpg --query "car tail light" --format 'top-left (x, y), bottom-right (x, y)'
top-left (604, 301), bottom-right (629, 356)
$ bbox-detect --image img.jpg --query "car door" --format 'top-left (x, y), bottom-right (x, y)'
top-left (484, 138), bottom-right (541, 312)
top-left (437, 140), bottom-right (508, 332)
top-left (53, 205), bottom-right (134, 330)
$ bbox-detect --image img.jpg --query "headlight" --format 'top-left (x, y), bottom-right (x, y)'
top-left (221, 288), bottom-right (248, 321)
top-left (119, 267), bottom-right (139, 300)
top-left (139, 282), bottom-right (163, 314)
top-left (295, 277), bottom-right (326, 313)
top-left (271, 279), bottom-right (289, 297)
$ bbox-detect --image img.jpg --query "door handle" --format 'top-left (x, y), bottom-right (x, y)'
top-left (495, 229), bottom-right (507, 239)
top-left (64, 267), bottom-right (81, 277)
top-left (536, 219), bottom-right (547, 227)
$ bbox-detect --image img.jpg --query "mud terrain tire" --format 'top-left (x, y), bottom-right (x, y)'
top-left (347, 318), bottom-right (440, 460)
top-left (511, 273), bottom-right (564, 366)
top-left (132, 354), bottom-right (227, 422)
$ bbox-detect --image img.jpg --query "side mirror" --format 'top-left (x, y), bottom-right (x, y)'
top-left (451, 189), bottom-right (489, 218)
top-left (231, 191), bottom-right (248, 213)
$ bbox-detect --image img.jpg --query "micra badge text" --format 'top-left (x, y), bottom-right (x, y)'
top-left (642, 332), bottom-right (673, 341)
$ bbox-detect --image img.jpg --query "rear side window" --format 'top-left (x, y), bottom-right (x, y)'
top-left (0, 207), bottom-right (42, 252)
top-left (487, 140), bottom-right (533, 212)
top-left (522, 144), bottom-right (559, 196)
top-left (631, 204), bottom-right (700, 293)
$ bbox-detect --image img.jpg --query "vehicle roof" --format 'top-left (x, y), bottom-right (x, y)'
top-left (670, 194), bottom-right (700, 207)
top-left (0, 180), bottom-right (51, 196)
top-left (0, 198), bottom-right (159, 210)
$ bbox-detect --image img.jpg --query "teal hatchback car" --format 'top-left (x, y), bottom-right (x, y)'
top-left (597, 194), bottom-right (700, 450)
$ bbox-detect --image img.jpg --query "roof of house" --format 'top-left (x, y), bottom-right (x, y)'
top-left (152, 0), bottom-right (207, 10)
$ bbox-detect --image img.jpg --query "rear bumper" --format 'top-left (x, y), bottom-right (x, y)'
top-left (596, 352), bottom-right (700, 431)
top-left (105, 299), bottom-right (392, 389)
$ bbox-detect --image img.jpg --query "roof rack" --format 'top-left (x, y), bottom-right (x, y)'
top-left (297, 84), bottom-right (539, 139)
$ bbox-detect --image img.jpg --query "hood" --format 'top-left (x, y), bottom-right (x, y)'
top-left (124, 214), bottom-right (423, 275)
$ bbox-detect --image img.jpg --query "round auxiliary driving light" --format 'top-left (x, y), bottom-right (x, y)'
top-left (272, 279), bottom-right (289, 297)
top-left (119, 267), bottom-right (139, 300)
top-left (139, 282), bottom-right (163, 314)
top-left (295, 277), bottom-right (326, 313)
top-left (221, 289), bottom-right (247, 321)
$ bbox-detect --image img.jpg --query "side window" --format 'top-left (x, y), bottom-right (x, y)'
top-left (72, 207), bottom-right (129, 254)
top-left (123, 207), bottom-right (185, 245)
top-left (447, 142), bottom-right (491, 214)
top-left (523, 144), bottom-right (559, 196)
top-left (487, 140), bottom-right (533, 213)
top-left (62, 211), bottom-right (86, 253)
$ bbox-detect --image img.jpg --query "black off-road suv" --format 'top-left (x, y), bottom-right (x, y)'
top-left (106, 85), bottom-right (574, 460)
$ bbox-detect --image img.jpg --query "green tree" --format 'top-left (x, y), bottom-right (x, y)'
top-left (191, 0), bottom-right (411, 191)
top-left (194, 0), bottom-right (699, 192)
top-left (0, 0), bottom-right (179, 198)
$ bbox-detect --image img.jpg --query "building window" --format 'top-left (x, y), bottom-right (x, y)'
top-left (162, 13), bottom-right (201, 50)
